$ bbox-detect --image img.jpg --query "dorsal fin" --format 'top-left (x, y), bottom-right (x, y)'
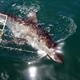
top-left (27, 10), bottom-right (38, 23)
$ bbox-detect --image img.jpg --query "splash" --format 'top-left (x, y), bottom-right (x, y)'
top-left (12, 2), bottom-right (40, 18)
top-left (47, 15), bottom-right (77, 42)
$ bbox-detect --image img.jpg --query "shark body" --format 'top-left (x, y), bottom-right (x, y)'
top-left (0, 11), bottom-right (64, 63)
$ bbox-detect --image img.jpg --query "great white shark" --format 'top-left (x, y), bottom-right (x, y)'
top-left (0, 11), bottom-right (64, 63)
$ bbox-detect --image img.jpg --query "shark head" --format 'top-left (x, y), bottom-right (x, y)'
top-left (47, 42), bottom-right (64, 64)
top-left (50, 53), bottom-right (64, 63)
top-left (47, 51), bottom-right (64, 63)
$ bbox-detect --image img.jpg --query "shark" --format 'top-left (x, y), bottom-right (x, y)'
top-left (0, 11), bottom-right (64, 63)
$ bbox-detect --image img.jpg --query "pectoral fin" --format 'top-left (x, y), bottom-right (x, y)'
top-left (25, 10), bottom-right (38, 24)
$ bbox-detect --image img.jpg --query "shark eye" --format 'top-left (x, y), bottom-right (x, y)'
top-left (53, 43), bottom-right (58, 47)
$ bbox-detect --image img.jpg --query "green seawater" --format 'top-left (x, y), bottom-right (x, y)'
top-left (0, 0), bottom-right (80, 80)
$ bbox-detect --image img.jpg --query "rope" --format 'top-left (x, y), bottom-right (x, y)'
top-left (0, 45), bottom-right (36, 53)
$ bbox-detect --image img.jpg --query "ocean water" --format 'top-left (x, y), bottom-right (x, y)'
top-left (0, 0), bottom-right (80, 80)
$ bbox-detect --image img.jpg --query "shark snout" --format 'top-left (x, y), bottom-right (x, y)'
top-left (47, 52), bottom-right (64, 64)
top-left (54, 53), bottom-right (64, 63)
